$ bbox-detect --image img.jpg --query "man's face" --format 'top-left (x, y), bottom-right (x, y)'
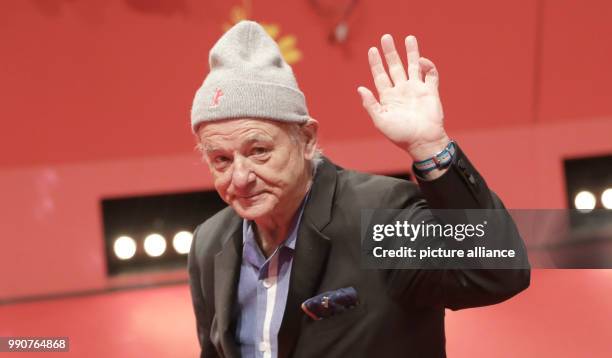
top-left (197, 118), bottom-right (315, 222)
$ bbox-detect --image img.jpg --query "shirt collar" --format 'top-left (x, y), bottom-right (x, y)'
top-left (241, 188), bottom-right (311, 268)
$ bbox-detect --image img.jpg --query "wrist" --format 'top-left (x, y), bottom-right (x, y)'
top-left (411, 139), bottom-right (455, 181)
top-left (406, 134), bottom-right (452, 161)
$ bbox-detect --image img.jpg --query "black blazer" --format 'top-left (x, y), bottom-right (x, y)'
top-left (188, 144), bottom-right (530, 358)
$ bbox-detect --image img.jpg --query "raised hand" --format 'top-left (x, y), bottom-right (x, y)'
top-left (358, 34), bottom-right (450, 161)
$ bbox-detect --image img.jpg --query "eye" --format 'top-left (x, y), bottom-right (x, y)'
top-left (250, 147), bottom-right (269, 156)
top-left (212, 155), bottom-right (231, 169)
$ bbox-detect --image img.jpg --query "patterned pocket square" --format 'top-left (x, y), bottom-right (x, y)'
top-left (301, 286), bottom-right (359, 320)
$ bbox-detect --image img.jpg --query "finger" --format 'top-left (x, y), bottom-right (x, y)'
top-left (357, 86), bottom-right (382, 118)
top-left (418, 57), bottom-right (439, 90)
top-left (380, 34), bottom-right (407, 85)
top-left (405, 35), bottom-right (421, 81)
top-left (368, 47), bottom-right (392, 93)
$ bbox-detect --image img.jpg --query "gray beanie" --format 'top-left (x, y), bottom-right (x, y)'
top-left (191, 21), bottom-right (309, 133)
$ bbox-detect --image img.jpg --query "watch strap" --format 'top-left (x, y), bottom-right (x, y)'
top-left (413, 141), bottom-right (456, 174)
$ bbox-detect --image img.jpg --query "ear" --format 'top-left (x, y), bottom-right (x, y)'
top-left (301, 118), bottom-right (319, 160)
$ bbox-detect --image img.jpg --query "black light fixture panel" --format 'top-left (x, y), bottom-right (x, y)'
top-left (564, 154), bottom-right (612, 230)
top-left (101, 190), bottom-right (227, 276)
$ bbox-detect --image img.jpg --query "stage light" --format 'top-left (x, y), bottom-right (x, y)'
top-left (173, 231), bottom-right (193, 255)
top-left (113, 236), bottom-right (137, 260)
top-left (144, 233), bottom-right (167, 257)
top-left (602, 188), bottom-right (612, 210)
top-left (574, 190), bottom-right (596, 212)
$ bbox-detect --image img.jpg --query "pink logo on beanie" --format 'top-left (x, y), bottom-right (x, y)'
top-left (210, 88), bottom-right (224, 108)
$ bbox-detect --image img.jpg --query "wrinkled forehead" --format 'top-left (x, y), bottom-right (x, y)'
top-left (197, 118), bottom-right (292, 146)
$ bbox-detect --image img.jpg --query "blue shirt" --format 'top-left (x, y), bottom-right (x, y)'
top-left (235, 197), bottom-right (308, 358)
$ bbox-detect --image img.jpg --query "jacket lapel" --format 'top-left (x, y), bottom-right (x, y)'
top-left (278, 158), bottom-right (337, 358)
top-left (213, 217), bottom-right (243, 358)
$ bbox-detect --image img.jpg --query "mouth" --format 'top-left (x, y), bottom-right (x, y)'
top-left (238, 192), bottom-right (264, 200)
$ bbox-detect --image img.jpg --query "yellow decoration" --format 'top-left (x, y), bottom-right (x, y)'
top-left (222, 1), bottom-right (302, 65)
top-left (262, 24), bottom-right (280, 39)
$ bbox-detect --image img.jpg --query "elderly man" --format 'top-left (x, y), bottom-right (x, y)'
top-left (188, 21), bottom-right (529, 358)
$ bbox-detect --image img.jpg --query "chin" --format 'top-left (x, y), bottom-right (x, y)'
top-left (231, 201), bottom-right (274, 221)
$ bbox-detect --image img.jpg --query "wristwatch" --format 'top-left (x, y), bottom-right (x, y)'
top-left (412, 140), bottom-right (456, 176)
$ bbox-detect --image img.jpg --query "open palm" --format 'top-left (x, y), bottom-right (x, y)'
top-left (358, 35), bottom-right (448, 158)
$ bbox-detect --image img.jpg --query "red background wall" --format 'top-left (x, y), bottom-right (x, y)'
top-left (1, 0), bottom-right (611, 357)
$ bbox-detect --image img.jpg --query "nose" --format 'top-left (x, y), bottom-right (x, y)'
top-left (230, 157), bottom-right (256, 193)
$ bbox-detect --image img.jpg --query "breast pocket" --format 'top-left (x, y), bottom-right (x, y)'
top-left (304, 301), bottom-right (367, 335)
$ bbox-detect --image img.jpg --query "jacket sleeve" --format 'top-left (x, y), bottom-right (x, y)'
top-left (387, 143), bottom-right (531, 310)
top-left (188, 224), bottom-right (219, 358)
